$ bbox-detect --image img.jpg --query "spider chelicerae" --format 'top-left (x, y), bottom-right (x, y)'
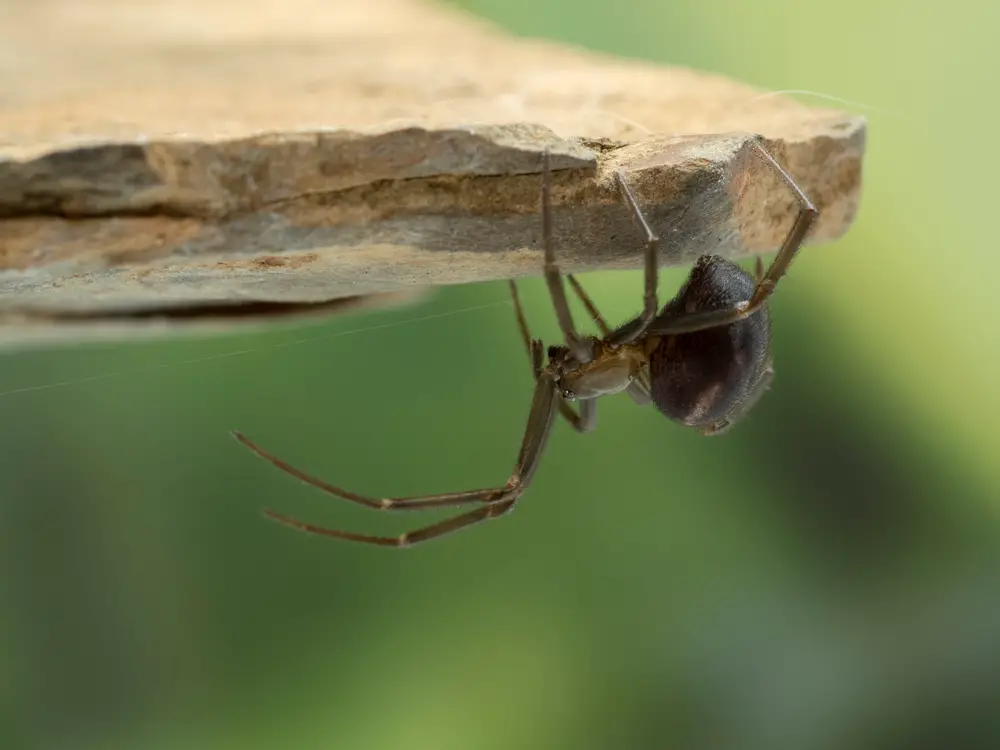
top-left (232, 137), bottom-right (818, 548)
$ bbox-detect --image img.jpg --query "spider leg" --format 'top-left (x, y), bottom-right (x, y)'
top-left (565, 273), bottom-right (610, 336)
top-left (234, 431), bottom-right (503, 511)
top-left (650, 138), bottom-right (818, 336)
top-left (602, 170), bottom-right (662, 348)
top-left (539, 150), bottom-right (593, 363)
top-left (507, 279), bottom-right (596, 433)
top-left (232, 371), bottom-right (560, 547)
top-left (625, 373), bottom-right (653, 407)
top-left (264, 499), bottom-right (517, 548)
top-left (507, 279), bottom-right (542, 378)
top-left (568, 399), bottom-right (598, 433)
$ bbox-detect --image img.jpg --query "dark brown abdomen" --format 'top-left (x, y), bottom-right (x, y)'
top-left (648, 255), bottom-right (771, 427)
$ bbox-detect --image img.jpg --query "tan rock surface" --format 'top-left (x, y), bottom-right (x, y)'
top-left (0, 0), bottom-right (865, 343)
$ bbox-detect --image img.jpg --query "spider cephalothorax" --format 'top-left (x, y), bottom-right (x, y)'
top-left (233, 138), bottom-right (817, 547)
top-left (546, 339), bottom-right (645, 402)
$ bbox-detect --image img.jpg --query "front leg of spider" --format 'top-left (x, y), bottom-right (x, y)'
top-left (231, 368), bottom-right (560, 547)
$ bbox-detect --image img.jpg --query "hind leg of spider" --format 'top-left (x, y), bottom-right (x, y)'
top-left (508, 279), bottom-right (596, 433)
top-left (745, 140), bottom-right (818, 304)
top-left (650, 137), bottom-right (818, 336)
top-left (232, 369), bottom-right (559, 545)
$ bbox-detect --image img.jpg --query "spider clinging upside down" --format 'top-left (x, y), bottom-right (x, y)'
top-left (232, 136), bottom-right (818, 548)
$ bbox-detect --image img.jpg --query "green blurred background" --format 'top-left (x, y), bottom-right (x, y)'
top-left (3, 1), bottom-right (999, 749)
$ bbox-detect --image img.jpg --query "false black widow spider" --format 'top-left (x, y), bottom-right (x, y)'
top-left (232, 137), bottom-right (818, 547)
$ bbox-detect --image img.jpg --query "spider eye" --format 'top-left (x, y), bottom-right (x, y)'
top-left (562, 389), bottom-right (576, 400)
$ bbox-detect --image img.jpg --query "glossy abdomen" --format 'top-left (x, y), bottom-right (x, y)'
top-left (648, 255), bottom-right (771, 427)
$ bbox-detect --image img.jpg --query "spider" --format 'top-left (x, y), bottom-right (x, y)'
top-left (232, 136), bottom-right (817, 548)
